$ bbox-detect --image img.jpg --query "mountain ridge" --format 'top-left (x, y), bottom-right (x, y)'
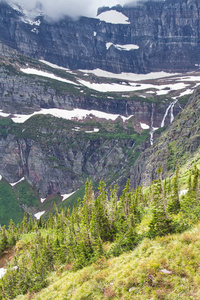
top-left (0, 0), bottom-right (200, 73)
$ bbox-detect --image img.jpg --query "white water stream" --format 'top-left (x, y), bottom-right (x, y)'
top-left (161, 99), bottom-right (177, 127)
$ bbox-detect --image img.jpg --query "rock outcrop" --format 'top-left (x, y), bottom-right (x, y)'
top-left (0, 0), bottom-right (199, 73)
top-left (0, 115), bottom-right (144, 196)
top-left (131, 86), bottom-right (200, 187)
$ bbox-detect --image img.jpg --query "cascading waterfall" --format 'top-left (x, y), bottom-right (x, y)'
top-left (150, 103), bottom-right (154, 146)
top-left (125, 102), bottom-right (128, 117)
top-left (150, 99), bottom-right (177, 146)
top-left (161, 99), bottom-right (177, 127)
top-left (170, 99), bottom-right (178, 123)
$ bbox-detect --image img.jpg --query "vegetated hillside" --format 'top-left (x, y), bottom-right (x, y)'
top-left (15, 224), bottom-right (200, 300)
top-left (0, 158), bottom-right (200, 299)
top-left (0, 114), bottom-right (149, 224)
top-left (0, 40), bottom-right (191, 225)
top-left (0, 86), bottom-right (199, 296)
top-left (131, 85), bottom-right (200, 188)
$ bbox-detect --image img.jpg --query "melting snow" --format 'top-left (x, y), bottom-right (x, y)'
top-left (34, 211), bottom-right (45, 220)
top-left (20, 68), bottom-right (78, 85)
top-left (93, 31), bottom-right (97, 36)
top-left (11, 108), bottom-right (134, 123)
top-left (23, 19), bottom-right (41, 26)
top-left (0, 110), bottom-right (10, 117)
top-left (178, 76), bottom-right (200, 81)
top-left (156, 89), bottom-right (170, 96)
top-left (10, 177), bottom-right (25, 187)
top-left (40, 198), bottom-right (46, 203)
top-left (85, 128), bottom-right (99, 133)
top-left (9, 2), bottom-right (42, 26)
top-left (140, 123), bottom-right (150, 130)
top-left (31, 28), bottom-right (38, 34)
top-left (79, 79), bottom-right (188, 93)
top-left (106, 43), bottom-right (139, 51)
top-left (72, 126), bottom-right (81, 132)
top-left (39, 60), bottom-right (75, 73)
top-left (62, 191), bottom-right (76, 201)
top-left (178, 88), bottom-right (194, 97)
top-left (79, 79), bottom-right (153, 92)
top-left (97, 10), bottom-right (130, 24)
top-left (0, 175), bottom-right (2, 181)
top-left (79, 69), bottom-right (178, 81)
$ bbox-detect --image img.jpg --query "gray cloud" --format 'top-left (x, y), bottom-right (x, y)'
top-left (6, 0), bottom-right (135, 20)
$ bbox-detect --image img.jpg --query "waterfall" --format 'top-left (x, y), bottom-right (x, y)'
top-left (161, 99), bottom-right (177, 127)
top-left (126, 102), bottom-right (128, 117)
top-left (170, 99), bottom-right (178, 123)
top-left (150, 103), bottom-right (154, 146)
top-left (161, 103), bottom-right (172, 127)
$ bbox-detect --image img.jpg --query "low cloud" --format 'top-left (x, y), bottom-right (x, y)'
top-left (6, 0), bottom-right (136, 20)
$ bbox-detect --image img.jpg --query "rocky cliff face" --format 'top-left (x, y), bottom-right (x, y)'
top-left (131, 86), bottom-right (200, 187)
top-left (0, 56), bottom-right (182, 129)
top-left (0, 43), bottom-right (184, 198)
top-left (0, 115), bottom-right (147, 196)
top-left (0, 0), bottom-right (199, 73)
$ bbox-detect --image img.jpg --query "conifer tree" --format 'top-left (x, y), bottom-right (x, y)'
top-left (149, 179), bottom-right (172, 237)
top-left (168, 166), bottom-right (181, 214)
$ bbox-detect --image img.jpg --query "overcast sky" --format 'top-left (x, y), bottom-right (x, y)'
top-left (6, 0), bottom-right (137, 20)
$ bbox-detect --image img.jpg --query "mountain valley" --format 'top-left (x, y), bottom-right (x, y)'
top-left (0, 0), bottom-right (200, 298)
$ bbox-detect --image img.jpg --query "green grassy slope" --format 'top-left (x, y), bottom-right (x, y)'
top-left (0, 181), bottom-right (24, 226)
top-left (15, 223), bottom-right (200, 300)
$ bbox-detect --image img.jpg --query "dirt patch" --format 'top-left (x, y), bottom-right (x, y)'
top-left (0, 249), bottom-right (15, 268)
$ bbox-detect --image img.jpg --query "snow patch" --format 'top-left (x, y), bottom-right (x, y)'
top-left (178, 89), bottom-right (194, 97)
top-left (23, 19), bottom-right (41, 26)
top-left (10, 177), bottom-right (25, 187)
top-left (106, 42), bottom-right (113, 50)
top-left (79, 69), bottom-right (178, 81)
top-left (156, 89), bottom-right (170, 96)
top-left (11, 108), bottom-right (134, 123)
top-left (72, 126), bottom-right (81, 132)
top-left (0, 175), bottom-right (2, 181)
top-left (34, 211), bottom-right (45, 220)
top-left (79, 79), bottom-right (153, 92)
top-left (106, 43), bottom-right (139, 51)
top-left (40, 198), bottom-right (46, 203)
top-left (9, 2), bottom-right (43, 26)
top-left (93, 31), bottom-right (97, 36)
top-left (79, 79), bottom-right (188, 93)
top-left (97, 10), bottom-right (130, 24)
top-left (20, 68), bottom-right (78, 85)
top-left (0, 110), bottom-right (10, 118)
top-left (39, 60), bottom-right (75, 73)
top-left (85, 128), bottom-right (99, 133)
top-left (31, 28), bottom-right (38, 34)
top-left (62, 191), bottom-right (76, 201)
top-left (140, 123), bottom-right (150, 130)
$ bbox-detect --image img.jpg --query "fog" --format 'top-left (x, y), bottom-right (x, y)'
top-left (6, 0), bottom-right (141, 20)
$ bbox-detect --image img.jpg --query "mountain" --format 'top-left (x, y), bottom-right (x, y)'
top-left (131, 85), bottom-right (200, 187)
top-left (0, 0), bottom-right (200, 73)
top-left (1, 1), bottom-right (200, 299)
top-left (0, 0), bottom-right (199, 222)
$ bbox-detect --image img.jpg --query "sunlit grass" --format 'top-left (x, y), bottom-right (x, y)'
top-left (16, 222), bottom-right (200, 300)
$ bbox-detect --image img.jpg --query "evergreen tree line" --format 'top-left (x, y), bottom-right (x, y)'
top-left (0, 165), bottom-right (199, 298)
